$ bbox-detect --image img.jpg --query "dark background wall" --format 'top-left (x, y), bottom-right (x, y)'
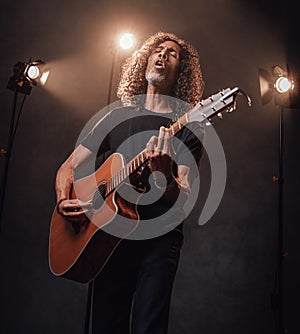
top-left (0, 0), bottom-right (299, 333)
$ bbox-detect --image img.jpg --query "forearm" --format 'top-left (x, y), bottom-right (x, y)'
top-left (55, 160), bottom-right (74, 202)
top-left (55, 144), bottom-right (93, 203)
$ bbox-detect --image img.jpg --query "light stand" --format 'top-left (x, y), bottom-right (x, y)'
top-left (107, 33), bottom-right (135, 106)
top-left (0, 60), bottom-right (49, 231)
top-left (272, 104), bottom-right (284, 334)
top-left (107, 46), bottom-right (117, 106)
top-left (259, 65), bottom-right (297, 334)
top-left (83, 32), bottom-right (135, 334)
top-left (0, 88), bottom-right (24, 231)
top-left (84, 281), bottom-right (94, 334)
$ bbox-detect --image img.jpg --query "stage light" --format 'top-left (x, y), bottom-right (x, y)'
top-left (1, 58), bottom-right (50, 227)
top-left (258, 64), bottom-right (299, 333)
top-left (119, 33), bottom-right (134, 50)
top-left (258, 65), bottom-right (297, 106)
top-left (24, 60), bottom-right (50, 86)
top-left (7, 59), bottom-right (50, 95)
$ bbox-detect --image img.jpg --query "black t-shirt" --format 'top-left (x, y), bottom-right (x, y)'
top-left (80, 106), bottom-right (204, 223)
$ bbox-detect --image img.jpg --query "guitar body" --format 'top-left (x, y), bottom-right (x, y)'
top-left (48, 153), bottom-right (140, 283)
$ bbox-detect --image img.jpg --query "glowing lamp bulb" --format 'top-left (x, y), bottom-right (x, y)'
top-left (274, 76), bottom-right (294, 94)
top-left (27, 65), bottom-right (40, 79)
top-left (119, 33), bottom-right (134, 50)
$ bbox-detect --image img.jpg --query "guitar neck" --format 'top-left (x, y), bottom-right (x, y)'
top-left (105, 113), bottom-right (190, 196)
top-left (104, 87), bottom-right (248, 196)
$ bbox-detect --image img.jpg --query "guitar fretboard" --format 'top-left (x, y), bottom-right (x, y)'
top-left (105, 112), bottom-right (190, 195)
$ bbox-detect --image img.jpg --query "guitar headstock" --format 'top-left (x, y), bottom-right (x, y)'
top-left (188, 87), bottom-right (251, 125)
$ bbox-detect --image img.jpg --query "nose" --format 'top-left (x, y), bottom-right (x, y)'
top-left (158, 48), bottom-right (168, 60)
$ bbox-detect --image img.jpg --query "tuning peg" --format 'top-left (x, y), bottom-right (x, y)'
top-left (227, 100), bottom-right (237, 113)
top-left (205, 119), bottom-right (213, 126)
top-left (217, 112), bottom-right (223, 119)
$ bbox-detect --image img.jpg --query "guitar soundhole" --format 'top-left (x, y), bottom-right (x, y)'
top-left (92, 181), bottom-right (107, 210)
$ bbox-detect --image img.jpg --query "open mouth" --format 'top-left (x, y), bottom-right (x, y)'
top-left (154, 59), bottom-right (166, 69)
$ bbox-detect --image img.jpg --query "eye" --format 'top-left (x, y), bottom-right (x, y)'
top-left (170, 50), bottom-right (178, 58)
top-left (153, 47), bottom-right (163, 54)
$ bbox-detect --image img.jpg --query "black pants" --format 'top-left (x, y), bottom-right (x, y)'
top-left (92, 228), bottom-right (183, 334)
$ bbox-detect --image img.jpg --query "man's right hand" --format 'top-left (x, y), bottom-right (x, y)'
top-left (57, 198), bottom-right (92, 223)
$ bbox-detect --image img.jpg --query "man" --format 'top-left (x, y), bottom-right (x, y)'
top-left (55, 32), bottom-right (204, 334)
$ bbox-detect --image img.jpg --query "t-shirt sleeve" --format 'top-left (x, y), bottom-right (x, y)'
top-left (80, 111), bottom-right (111, 156)
top-left (175, 121), bottom-right (205, 171)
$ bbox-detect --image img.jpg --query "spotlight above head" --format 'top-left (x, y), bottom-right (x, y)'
top-left (7, 59), bottom-right (50, 95)
top-left (258, 65), bottom-right (298, 107)
top-left (119, 33), bottom-right (135, 50)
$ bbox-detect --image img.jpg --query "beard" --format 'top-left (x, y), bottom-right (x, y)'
top-left (145, 68), bottom-right (167, 86)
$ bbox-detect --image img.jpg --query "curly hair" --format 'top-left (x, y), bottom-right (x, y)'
top-left (117, 32), bottom-right (204, 107)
